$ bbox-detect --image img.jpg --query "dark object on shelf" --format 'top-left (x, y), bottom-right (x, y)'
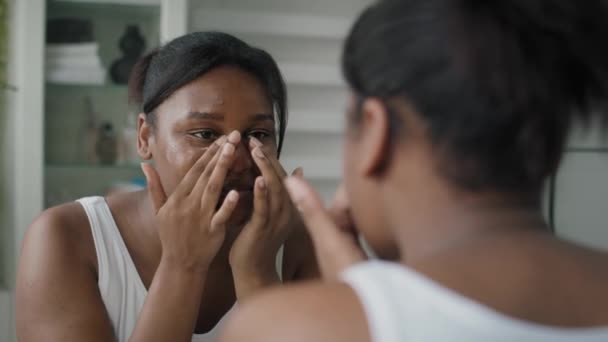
top-left (110, 25), bottom-right (146, 84)
top-left (96, 122), bottom-right (118, 165)
top-left (47, 18), bottom-right (94, 44)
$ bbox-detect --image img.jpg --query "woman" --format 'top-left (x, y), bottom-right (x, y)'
top-left (220, 1), bottom-right (608, 341)
top-left (16, 32), bottom-right (317, 341)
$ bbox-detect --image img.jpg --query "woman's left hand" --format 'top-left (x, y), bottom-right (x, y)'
top-left (229, 137), bottom-right (303, 300)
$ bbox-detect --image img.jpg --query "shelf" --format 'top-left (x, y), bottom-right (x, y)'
top-left (191, 8), bottom-right (352, 40)
top-left (46, 1), bottom-right (161, 70)
top-left (45, 164), bottom-right (145, 207)
top-left (279, 63), bottom-right (343, 86)
top-left (51, 0), bottom-right (160, 6)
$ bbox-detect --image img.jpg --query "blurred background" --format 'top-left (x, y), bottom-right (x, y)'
top-left (0, 0), bottom-right (607, 340)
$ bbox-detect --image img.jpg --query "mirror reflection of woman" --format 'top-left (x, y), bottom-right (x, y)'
top-left (16, 32), bottom-right (317, 342)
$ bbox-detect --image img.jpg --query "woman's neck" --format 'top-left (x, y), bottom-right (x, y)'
top-left (384, 181), bottom-right (548, 264)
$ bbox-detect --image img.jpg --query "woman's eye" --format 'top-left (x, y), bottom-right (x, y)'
top-left (247, 130), bottom-right (272, 140)
top-left (191, 130), bottom-right (218, 141)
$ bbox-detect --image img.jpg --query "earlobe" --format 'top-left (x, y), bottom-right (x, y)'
top-left (137, 113), bottom-right (153, 160)
top-left (359, 98), bottom-right (391, 177)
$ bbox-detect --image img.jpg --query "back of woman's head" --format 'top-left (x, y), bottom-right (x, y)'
top-left (343, 0), bottom-right (608, 193)
top-left (129, 31), bottom-right (288, 154)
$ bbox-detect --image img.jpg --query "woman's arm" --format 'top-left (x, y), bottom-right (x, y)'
top-left (16, 208), bottom-right (115, 342)
top-left (16, 207), bottom-right (216, 342)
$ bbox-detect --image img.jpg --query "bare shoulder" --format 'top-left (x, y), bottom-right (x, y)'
top-left (21, 201), bottom-right (95, 266)
top-left (17, 201), bottom-right (97, 303)
top-left (17, 201), bottom-right (114, 341)
top-left (219, 282), bottom-right (370, 342)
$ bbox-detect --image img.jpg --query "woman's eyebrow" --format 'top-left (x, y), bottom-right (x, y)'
top-left (251, 113), bottom-right (274, 122)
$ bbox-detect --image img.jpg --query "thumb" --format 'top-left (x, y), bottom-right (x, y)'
top-left (141, 162), bottom-right (167, 213)
top-left (285, 177), bottom-right (365, 279)
top-left (292, 167), bottom-right (304, 178)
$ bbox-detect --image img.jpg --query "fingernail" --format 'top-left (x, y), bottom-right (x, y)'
top-left (250, 137), bottom-right (262, 147)
top-left (223, 143), bottom-right (235, 156)
top-left (257, 177), bottom-right (266, 190)
top-left (253, 147), bottom-right (265, 158)
top-left (215, 135), bottom-right (227, 145)
top-left (228, 131), bottom-right (241, 143)
top-left (294, 167), bottom-right (304, 178)
top-left (284, 177), bottom-right (302, 202)
top-left (227, 190), bottom-right (239, 202)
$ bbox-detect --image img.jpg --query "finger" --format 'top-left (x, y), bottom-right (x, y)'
top-left (192, 140), bottom-right (223, 195)
top-left (328, 183), bottom-right (356, 234)
top-left (227, 130), bottom-right (242, 145)
top-left (251, 146), bottom-right (283, 217)
top-left (141, 162), bottom-right (168, 213)
top-left (249, 176), bottom-right (269, 228)
top-left (174, 135), bottom-right (227, 197)
top-left (292, 167), bottom-right (304, 178)
top-left (200, 142), bottom-right (237, 213)
top-left (285, 177), bottom-right (365, 276)
top-left (210, 190), bottom-right (240, 232)
top-left (250, 137), bottom-right (287, 178)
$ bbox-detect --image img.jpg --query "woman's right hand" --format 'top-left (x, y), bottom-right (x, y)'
top-left (141, 131), bottom-right (242, 274)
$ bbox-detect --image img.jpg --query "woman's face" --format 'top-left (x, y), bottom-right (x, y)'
top-left (139, 66), bottom-right (276, 225)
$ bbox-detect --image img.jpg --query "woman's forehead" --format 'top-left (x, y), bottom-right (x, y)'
top-left (158, 68), bottom-right (273, 121)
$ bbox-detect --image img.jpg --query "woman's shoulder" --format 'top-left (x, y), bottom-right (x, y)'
top-left (23, 200), bottom-right (98, 271)
top-left (29, 201), bottom-right (92, 243)
top-left (411, 234), bottom-right (608, 327)
top-left (219, 281), bottom-right (369, 342)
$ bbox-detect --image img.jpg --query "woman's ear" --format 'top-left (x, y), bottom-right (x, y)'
top-left (357, 98), bottom-right (391, 177)
top-left (137, 113), bottom-right (154, 160)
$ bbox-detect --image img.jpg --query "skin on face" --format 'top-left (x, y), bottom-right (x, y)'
top-left (138, 65), bottom-right (278, 227)
top-left (343, 95), bottom-right (400, 260)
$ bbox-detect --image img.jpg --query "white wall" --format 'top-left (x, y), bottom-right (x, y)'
top-left (554, 122), bottom-right (608, 250)
top-left (0, 0), bottom-right (19, 339)
top-left (1, 0), bottom-right (45, 340)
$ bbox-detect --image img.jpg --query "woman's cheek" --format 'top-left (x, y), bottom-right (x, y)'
top-left (167, 141), bottom-right (204, 178)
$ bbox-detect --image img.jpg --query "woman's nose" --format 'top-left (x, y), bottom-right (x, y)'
top-left (231, 139), bottom-right (253, 173)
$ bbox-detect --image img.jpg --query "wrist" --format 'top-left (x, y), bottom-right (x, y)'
top-left (232, 267), bottom-right (280, 301)
top-left (159, 254), bottom-right (210, 278)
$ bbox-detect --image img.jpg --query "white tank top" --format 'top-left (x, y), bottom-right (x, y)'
top-left (78, 196), bottom-right (284, 342)
top-left (341, 261), bottom-right (608, 342)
